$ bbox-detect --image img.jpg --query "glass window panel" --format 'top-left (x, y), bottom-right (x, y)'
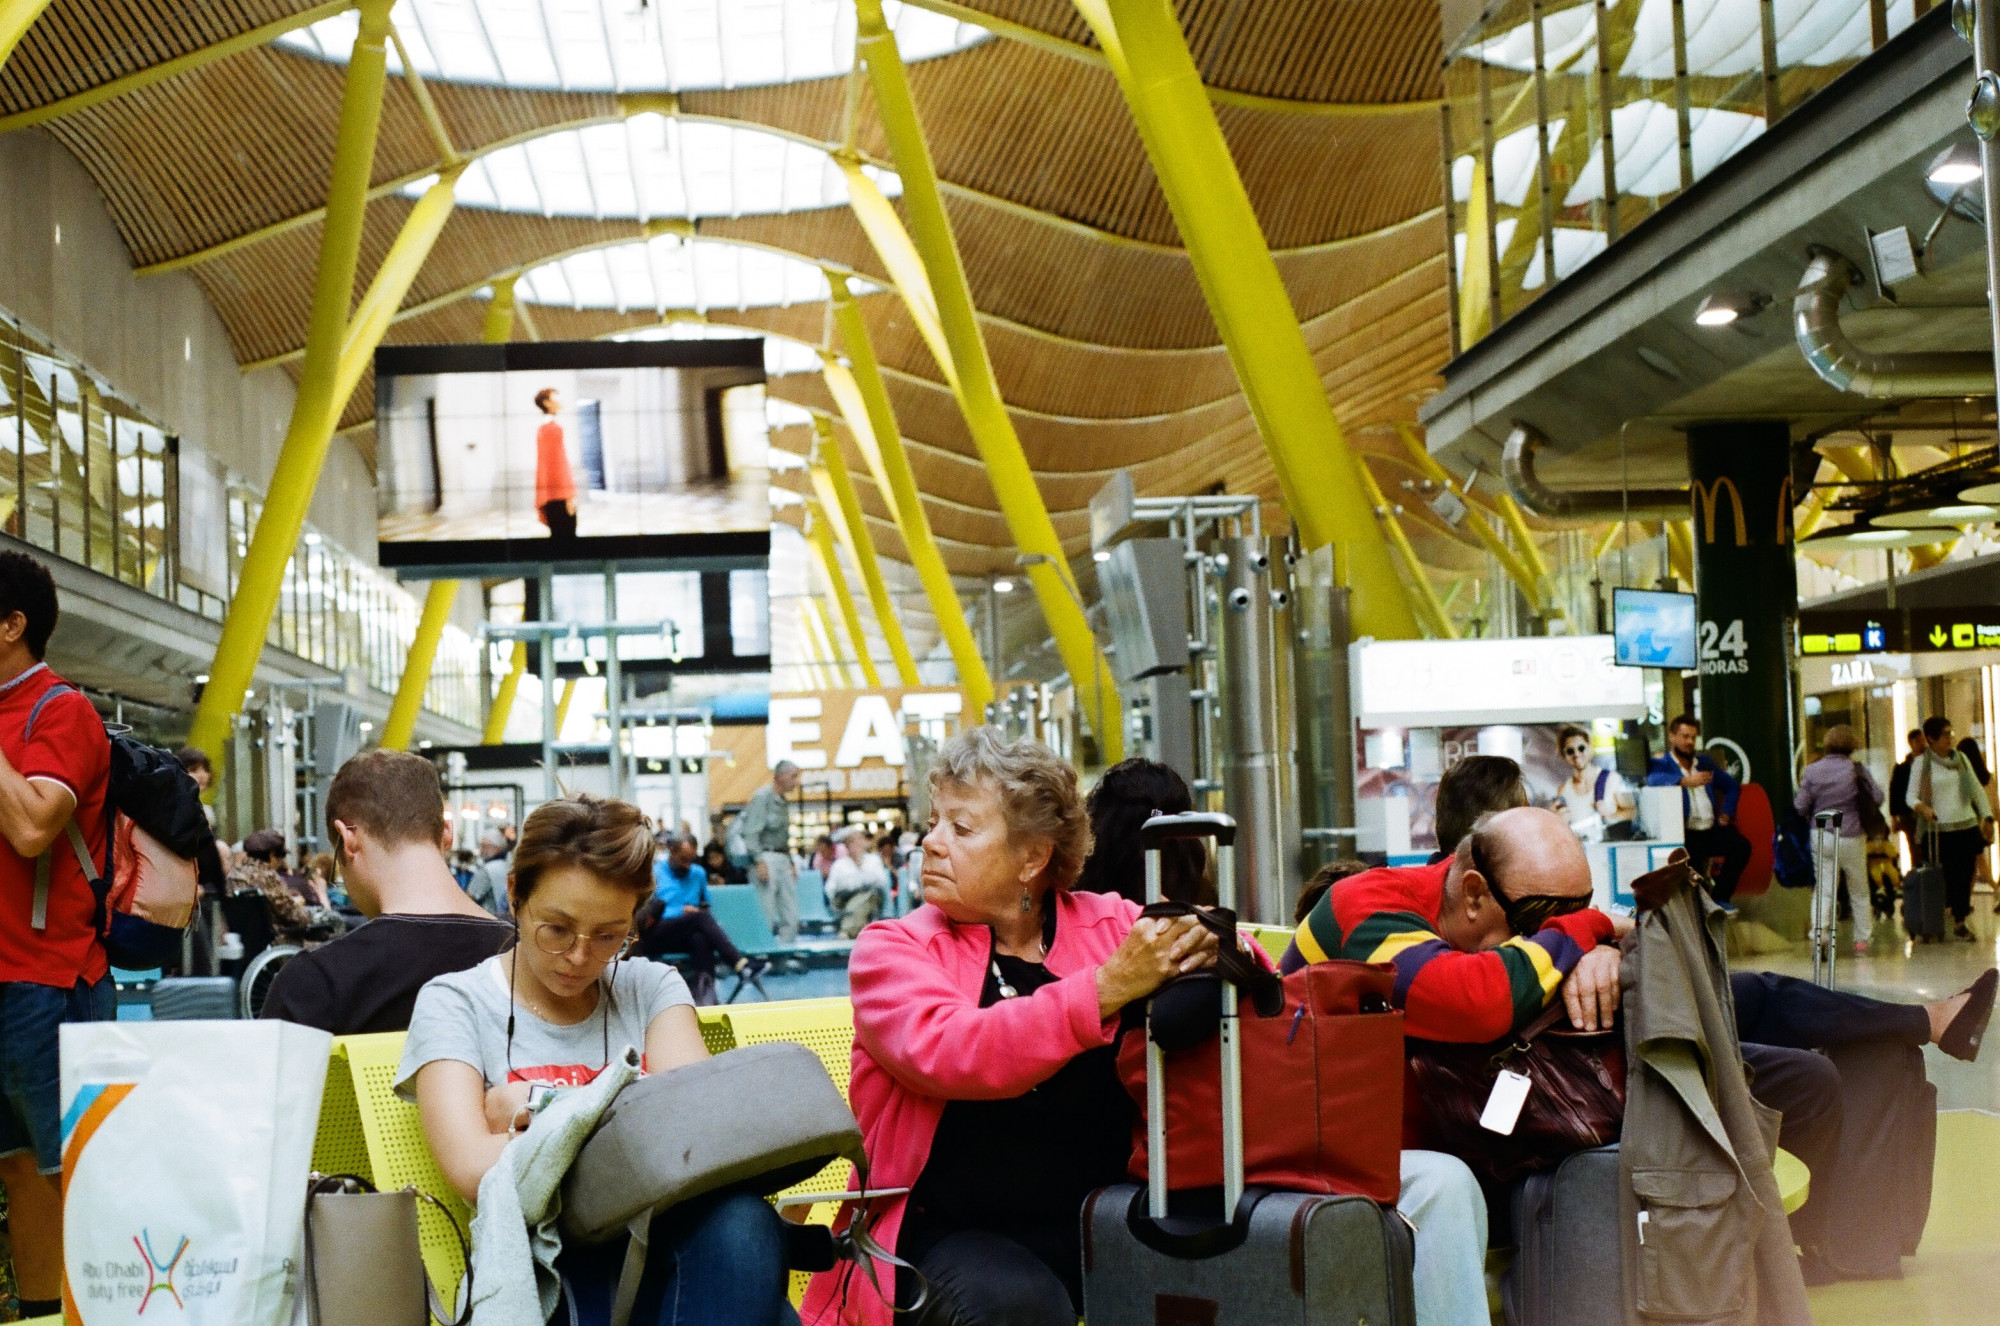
top-left (615, 571), bottom-right (704, 661)
top-left (0, 339), bottom-right (20, 541)
top-left (730, 568), bottom-right (770, 657)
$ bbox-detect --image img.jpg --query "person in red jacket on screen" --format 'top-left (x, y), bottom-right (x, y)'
top-left (533, 387), bottom-right (577, 541)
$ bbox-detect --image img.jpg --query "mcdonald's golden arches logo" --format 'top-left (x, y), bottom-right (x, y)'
top-left (1691, 476), bottom-right (1748, 547)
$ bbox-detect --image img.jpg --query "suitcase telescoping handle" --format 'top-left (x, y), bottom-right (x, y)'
top-left (1138, 811), bottom-right (1241, 1221)
top-left (1810, 810), bottom-right (1842, 988)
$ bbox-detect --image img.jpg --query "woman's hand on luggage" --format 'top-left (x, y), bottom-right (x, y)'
top-left (1561, 946), bottom-right (1622, 1032)
top-left (1096, 915), bottom-right (1215, 1019)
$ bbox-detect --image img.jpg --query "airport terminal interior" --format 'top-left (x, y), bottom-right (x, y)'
top-left (4, 0), bottom-right (2000, 1323)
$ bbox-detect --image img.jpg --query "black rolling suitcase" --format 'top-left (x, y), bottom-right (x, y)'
top-left (1504, 1146), bottom-right (1623, 1326)
top-left (1811, 1039), bottom-right (1937, 1278)
top-left (1081, 812), bottom-right (1415, 1326)
top-left (1903, 824), bottom-right (1947, 942)
top-left (149, 975), bottom-right (238, 1019)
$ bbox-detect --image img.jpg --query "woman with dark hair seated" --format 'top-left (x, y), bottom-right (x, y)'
top-left (802, 730), bottom-right (1217, 1326)
top-left (1073, 757), bottom-right (1209, 905)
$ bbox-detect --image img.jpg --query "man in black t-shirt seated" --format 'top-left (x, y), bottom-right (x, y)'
top-left (262, 750), bottom-right (513, 1035)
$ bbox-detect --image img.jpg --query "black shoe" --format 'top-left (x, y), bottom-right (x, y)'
top-left (1942, 969), bottom-right (1998, 1062)
top-left (1956, 922), bottom-right (1976, 941)
top-left (736, 955), bottom-right (771, 978)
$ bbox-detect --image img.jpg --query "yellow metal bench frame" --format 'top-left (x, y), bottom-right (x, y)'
top-left (313, 999), bottom-right (861, 1306)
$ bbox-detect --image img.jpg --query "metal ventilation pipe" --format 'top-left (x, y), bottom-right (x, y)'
top-left (1501, 422), bottom-right (1685, 519)
top-left (1792, 246), bottom-right (1993, 397)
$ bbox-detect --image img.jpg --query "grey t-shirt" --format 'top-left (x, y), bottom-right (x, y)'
top-left (394, 954), bottom-right (693, 1099)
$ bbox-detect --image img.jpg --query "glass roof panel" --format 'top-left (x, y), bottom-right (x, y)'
top-left (518, 235), bottom-right (847, 312)
top-left (426, 116), bottom-right (900, 220)
top-left (278, 0), bottom-right (989, 92)
top-left (1474, 0), bottom-right (1916, 76)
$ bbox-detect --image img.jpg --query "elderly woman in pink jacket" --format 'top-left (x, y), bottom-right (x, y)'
top-left (803, 728), bottom-right (1216, 1326)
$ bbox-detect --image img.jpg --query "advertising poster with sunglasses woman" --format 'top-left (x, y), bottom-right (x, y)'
top-left (1356, 723), bottom-right (1623, 855)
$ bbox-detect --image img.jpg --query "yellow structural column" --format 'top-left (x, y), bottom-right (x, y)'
top-left (826, 276), bottom-right (993, 712)
top-left (1354, 459), bottom-right (1457, 640)
top-left (379, 581), bottom-right (458, 749)
top-left (187, 0), bottom-right (396, 773)
top-left (0, 0), bottom-right (51, 68)
top-left (1070, 0), bottom-right (1419, 646)
top-left (813, 417), bottom-right (920, 685)
top-left (329, 167), bottom-right (463, 421)
top-left (1393, 424), bottom-right (1548, 612)
top-left (853, 2), bottom-right (1121, 757)
top-left (805, 499), bottom-right (881, 687)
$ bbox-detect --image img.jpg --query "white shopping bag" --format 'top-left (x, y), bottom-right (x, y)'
top-left (60, 1021), bottom-right (333, 1326)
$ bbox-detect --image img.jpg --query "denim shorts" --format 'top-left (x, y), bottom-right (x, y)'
top-left (0, 975), bottom-right (115, 1174)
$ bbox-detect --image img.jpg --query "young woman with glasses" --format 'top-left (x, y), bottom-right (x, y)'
top-left (396, 794), bottom-right (794, 1326)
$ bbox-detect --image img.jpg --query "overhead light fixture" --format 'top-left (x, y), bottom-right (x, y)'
top-left (992, 578), bottom-right (1015, 594)
top-left (1092, 549), bottom-right (1111, 563)
top-left (1928, 141), bottom-right (1983, 187)
top-left (1693, 291), bottom-right (1770, 327)
top-left (1959, 480), bottom-right (2000, 503)
top-left (1872, 501), bottom-right (2000, 529)
top-left (1799, 519), bottom-right (1951, 550)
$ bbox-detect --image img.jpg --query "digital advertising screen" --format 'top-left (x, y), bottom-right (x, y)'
top-left (375, 340), bottom-right (769, 573)
top-left (1612, 588), bottom-right (1698, 670)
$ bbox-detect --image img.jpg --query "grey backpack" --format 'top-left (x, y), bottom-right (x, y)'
top-left (560, 1042), bottom-right (864, 1326)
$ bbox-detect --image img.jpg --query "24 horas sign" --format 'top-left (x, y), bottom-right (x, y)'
top-left (709, 688), bottom-right (963, 804)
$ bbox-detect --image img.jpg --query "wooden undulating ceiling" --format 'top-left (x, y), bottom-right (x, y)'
top-left (1, 0), bottom-right (1469, 640)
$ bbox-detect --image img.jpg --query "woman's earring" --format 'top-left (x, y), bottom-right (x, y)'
top-left (1019, 890), bottom-right (1034, 913)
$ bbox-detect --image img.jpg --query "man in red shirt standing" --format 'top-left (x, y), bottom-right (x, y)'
top-left (533, 386), bottom-right (577, 541)
top-left (0, 549), bottom-right (111, 1319)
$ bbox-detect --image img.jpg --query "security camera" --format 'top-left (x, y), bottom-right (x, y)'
top-left (1227, 586), bottom-right (1253, 610)
top-left (1248, 551), bottom-right (1270, 571)
top-left (1269, 589), bottom-right (1290, 610)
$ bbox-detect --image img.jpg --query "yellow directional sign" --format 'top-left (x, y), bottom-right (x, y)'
top-left (1909, 609), bottom-right (2000, 652)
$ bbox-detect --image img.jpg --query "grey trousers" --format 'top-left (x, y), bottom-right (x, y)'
top-left (755, 851), bottom-right (800, 942)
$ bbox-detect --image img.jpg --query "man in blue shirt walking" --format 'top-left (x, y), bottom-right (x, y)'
top-left (637, 832), bottom-right (763, 1003)
top-left (1646, 713), bottom-right (1753, 901)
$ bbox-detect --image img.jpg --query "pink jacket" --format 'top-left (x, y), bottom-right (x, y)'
top-left (800, 888), bottom-right (1141, 1326)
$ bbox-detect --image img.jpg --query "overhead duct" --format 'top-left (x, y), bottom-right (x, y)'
top-left (1502, 423), bottom-right (1686, 519)
top-left (1793, 247), bottom-right (1993, 397)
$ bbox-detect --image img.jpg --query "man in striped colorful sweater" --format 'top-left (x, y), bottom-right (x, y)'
top-left (1282, 806), bottom-right (1629, 1040)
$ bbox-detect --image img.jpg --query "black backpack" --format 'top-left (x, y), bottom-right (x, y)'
top-left (26, 685), bottom-right (223, 968)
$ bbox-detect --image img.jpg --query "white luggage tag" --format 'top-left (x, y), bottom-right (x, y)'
top-left (1479, 1069), bottom-right (1532, 1135)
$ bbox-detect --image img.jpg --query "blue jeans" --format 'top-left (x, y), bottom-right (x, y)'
top-left (0, 975), bottom-right (115, 1174)
top-left (555, 1190), bottom-right (796, 1326)
top-left (1399, 1149), bottom-right (1490, 1326)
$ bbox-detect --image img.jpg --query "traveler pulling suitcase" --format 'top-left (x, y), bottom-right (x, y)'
top-left (1903, 822), bottom-right (1947, 942)
top-left (1504, 1146), bottom-right (1623, 1326)
top-left (1082, 812), bottom-right (1416, 1326)
top-left (1809, 810), bottom-right (1842, 986)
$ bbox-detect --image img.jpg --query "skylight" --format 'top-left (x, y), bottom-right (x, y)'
top-left (1474, 0), bottom-right (1916, 77)
top-left (611, 321), bottom-right (826, 376)
top-left (517, 235), bottom-right (843, 312)
top-left (418, 116), bottom-right (901, 221)
top-left (278, 0), bottom-right (989, 92)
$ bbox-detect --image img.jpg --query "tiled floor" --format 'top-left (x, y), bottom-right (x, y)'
top-left (1739, 888), bottom-right (2000, 1323)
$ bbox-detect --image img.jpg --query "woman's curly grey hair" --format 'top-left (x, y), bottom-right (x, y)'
top-left (929, 726), bottom-right (1093, 890)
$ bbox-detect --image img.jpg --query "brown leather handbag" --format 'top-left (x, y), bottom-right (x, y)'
top-left (1404, 1000), bottom-right (1625, 1189)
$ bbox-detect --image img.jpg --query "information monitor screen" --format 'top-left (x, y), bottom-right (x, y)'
top-left (375, 340), bottom-right (768, 572)
top-left (1612, 588), bottom-right (1698, 669)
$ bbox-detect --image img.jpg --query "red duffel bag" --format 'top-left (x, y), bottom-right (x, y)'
top-left (1116, 931), bottom-right (1405, 1205)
